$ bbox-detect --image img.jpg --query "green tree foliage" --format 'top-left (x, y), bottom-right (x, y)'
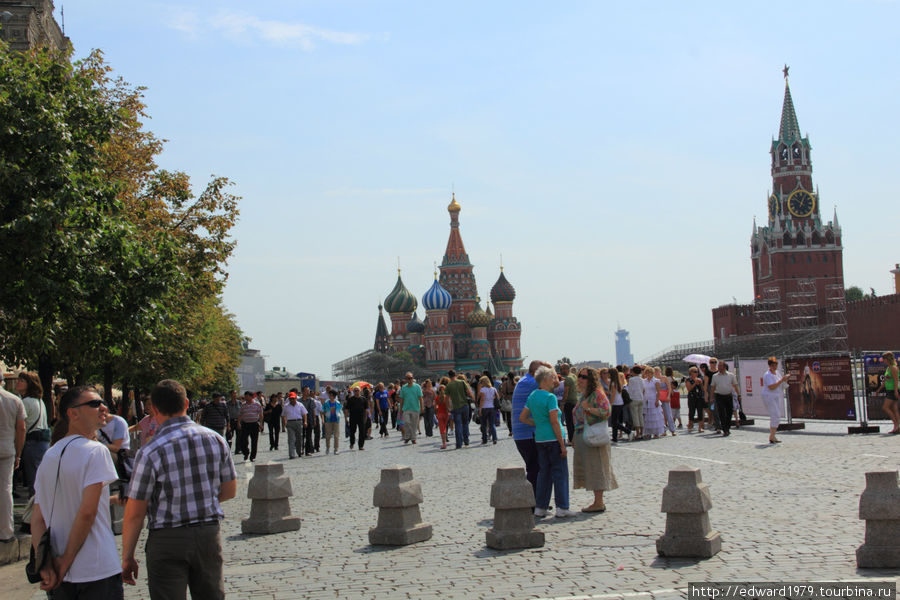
top-left (0, 42), bottom-right (243, 399)
top-left (845, 286), bottom-right (864, 302)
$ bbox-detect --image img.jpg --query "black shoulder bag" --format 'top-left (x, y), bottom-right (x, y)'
top-left (26, 437), bottom-right (78, 584)
top-left (98, 428), bottom-right (133, 482)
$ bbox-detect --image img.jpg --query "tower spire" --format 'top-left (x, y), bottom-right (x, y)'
top-left (779, 65), bottom-right (801, 142)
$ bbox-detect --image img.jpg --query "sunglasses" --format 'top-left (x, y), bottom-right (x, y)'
top-left (577, 373), bottom-right (589, 379)
top-left (71, 399), bottom-right (103, 409)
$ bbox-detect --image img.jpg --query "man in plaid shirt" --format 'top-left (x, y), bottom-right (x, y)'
top-left (121, 379), bottom-right (236, 599)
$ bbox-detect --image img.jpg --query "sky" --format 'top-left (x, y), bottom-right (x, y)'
top-left (60, 1), bottom-right (900, 377)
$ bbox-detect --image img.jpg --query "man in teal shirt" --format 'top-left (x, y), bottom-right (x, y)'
top-left (398, 372), bottom-right (423, 445)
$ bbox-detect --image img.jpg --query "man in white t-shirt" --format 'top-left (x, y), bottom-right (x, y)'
top-left (31, 386), bottom-right (122, 598)
top-left (709, 360), bottom-right (741, 437)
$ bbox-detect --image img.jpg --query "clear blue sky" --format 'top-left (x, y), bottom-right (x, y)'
top-left (64, 1), bottom-right (900, 377)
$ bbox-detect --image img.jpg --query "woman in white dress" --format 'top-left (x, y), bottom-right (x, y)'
top-left (762, 357), bottom-right (789, 444)
top-left (642, 366), bottom-right (665, 438)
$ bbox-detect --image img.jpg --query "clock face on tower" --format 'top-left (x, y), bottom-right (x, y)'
top-left (787, 190), bottom-right (815, 218)
top-left (768, 194), bottom-right (779, 221)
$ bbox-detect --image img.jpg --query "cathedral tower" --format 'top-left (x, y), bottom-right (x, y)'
top-left (489, 268), bottom-right (523, 370)
top-left (439, 193), bottom-right (477, 359)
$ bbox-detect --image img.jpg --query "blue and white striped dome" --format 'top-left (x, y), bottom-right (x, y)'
top-left (422, 276), bottom-right (452, 311)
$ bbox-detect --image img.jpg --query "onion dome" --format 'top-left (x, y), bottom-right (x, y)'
top-left (384, 271), bottom-right (418, 314)
top-left (422, 274), bottom-right (452, 311)
top-left (448, 192), bottom-right (461, 213)
top-left (490, 269), bottom-right (516, 303)
top-left (465, 297), bottom-right (491, 328)
top-left (407, 312), bottom-right (425, 334)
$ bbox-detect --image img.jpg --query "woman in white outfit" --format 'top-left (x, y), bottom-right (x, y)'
top-left (762, 357), bottom-right (789, 444)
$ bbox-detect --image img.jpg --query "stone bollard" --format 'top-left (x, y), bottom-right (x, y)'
top-left (485, 466), bottom-right (544, 550)
top-left (241, 462), bottom-right (301, 535)
top-left (656, 466), bottom-right (721, 558)
top-left (368, 465), bottom-right (432, 546)
top-left (856, 471), bottom-right (900, 568)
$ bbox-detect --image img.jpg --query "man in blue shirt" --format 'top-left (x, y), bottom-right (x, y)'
top-left (512, 360), bottom-right (552, 495)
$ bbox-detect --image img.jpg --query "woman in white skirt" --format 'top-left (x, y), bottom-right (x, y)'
top-left (762, 357), bottom-right (789, 444)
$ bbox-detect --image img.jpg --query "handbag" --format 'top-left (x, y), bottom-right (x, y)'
top-left (26, 437), bottom-right (78, 584)
top-left (582, 421), bottom-right (610, 447)
top-left (621, 388), bottom-right (632, 406)
top-left (98, 428), bottom-right (133, 482)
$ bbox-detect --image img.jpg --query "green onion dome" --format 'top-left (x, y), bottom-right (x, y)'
top-left (384, 272), bottom-right (418, 314)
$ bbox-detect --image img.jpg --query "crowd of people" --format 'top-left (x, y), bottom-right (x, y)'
top-left (0, 353), bottom-right (827, 598)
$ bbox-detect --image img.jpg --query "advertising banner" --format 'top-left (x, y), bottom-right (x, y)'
top-left (862, 352), bottom-right (900, 421)
top-left (737, 359), bottom-right (775, 417)
top-left (785, 356), bottom-right (855, 420)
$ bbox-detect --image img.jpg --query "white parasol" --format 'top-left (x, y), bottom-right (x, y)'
top-left (682, 353), bottom-right (712, 365)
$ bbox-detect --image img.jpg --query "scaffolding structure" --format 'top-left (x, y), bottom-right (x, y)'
top-left (785, 279), bottom-right (818, 330)
top-left (754, 287), bottom-right (782, 335)
top-left (824, 283), bottom-right (849, 352)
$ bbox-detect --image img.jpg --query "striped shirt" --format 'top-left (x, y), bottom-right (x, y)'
top-left (128, 416), bottom-right (236, 530)
top-left (239, 399), bottom-right (263, 423)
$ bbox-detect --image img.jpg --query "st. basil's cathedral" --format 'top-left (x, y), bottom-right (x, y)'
top-left (373, 194), bottom-right (523, 375)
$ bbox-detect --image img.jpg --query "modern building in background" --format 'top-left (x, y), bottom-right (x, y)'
top-left (615, 328), bottom-right (634, 366)
top-left (236, 344), bottom-right (265, 392)
top-left (0, 0), bottom-right (69, 52)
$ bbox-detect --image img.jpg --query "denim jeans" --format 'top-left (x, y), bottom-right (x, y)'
top-left (452, 406), bottom-right (470, 448)
top-left (480, 408), bottom-right (497, 443)
top-left (514, 437), bottom-right (539, 496)
top-left (535, 440), bottom-right (569, 510)
top-left (423, 406), bottom-right (435, 437)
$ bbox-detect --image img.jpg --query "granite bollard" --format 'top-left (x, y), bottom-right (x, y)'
top-left (241, 462), bottom-right (301, 535)
top-left (485, 466), bottom-right (544, 550)
top-left (656, 466), bottom-right (721, 558)
top-left (368, 465), bottom-right (432, 546)
top-left (857, 470), bottom-right (900, 568)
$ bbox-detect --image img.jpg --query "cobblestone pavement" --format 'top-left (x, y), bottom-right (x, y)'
top-left (9, 421), bottom-right (900, 599)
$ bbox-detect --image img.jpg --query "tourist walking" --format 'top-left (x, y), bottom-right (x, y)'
top-left (572, 368), bottom-right (617, 513)
top-left (399, 373), bottom-right (423, 445)
top-left (238, 391), bottom-right (264, 461)
top-left (17, 371), bottom-right (49, 497)
top-left (301, 388), bottom-right (318, 456)
top-left (281, 392), bottom-right (307, 459)
top-left (685, 367), bottom-right (706, 433)
top-left (701, 361), bottom-right (720, 432)
top-left (520, 366), bottom-right (575, 518)
top-left (435, 377), bottom-right (451, 449)
top-left (478, 375), bottom-right (498, 445)
top-left (604, 369), bottom-right (631, 443)
top-left (374, 383), bottom-right (390, 437)
top-left (422, 379), bottom-right (436, 437)
top-left (709, 359), bottom-right (740, 437)
top-left (657, 367), bottom-right (677, 435)
top-left (345, 387), bottom-right (368, 450)
top-left (500, 372), bottom-right (516, 436)
top-left (762, 357), bottom-right (790, 443)
top-left (560, 363), bottom-right (578, 444)
top-left (32, 386), bottom-right (123, 598)
top-left (122, 379), bottom-right (237, 600)
top-left (446, 370), bottom-right (473, 449)
top-left (225, 390), bottom-right (241, 452)
top-left (875, 352), bottom-right (900, 434)
top-left (322, 389), bottom-right (342, 454)
top-left (642, 367), bottom-right (665, 438)
top-left (200, 393), bottom-right (229, 438)
top-left (264, 394), bottom-right (282, 451)
top-left (626, 366), bottom-right (645, 439)
top-left (0, 373), bottom-right (25, 543)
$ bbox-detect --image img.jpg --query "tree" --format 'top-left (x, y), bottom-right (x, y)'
top-left (0, 42), bottom-right (243, 407)
top-left (555, 357), bottom-right (573, 370)
top-left (845, 286), bottom-right (864, 302)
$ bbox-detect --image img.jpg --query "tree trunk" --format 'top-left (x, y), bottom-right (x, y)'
top-left (121, 377), bottom-right (131, 423)
top-left (38, 354), bottom-right (54, 422)
top-left (103, 363), bottom-right (113, 405)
